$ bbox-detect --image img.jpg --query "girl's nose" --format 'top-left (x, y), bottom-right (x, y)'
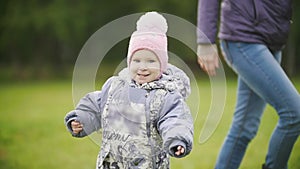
top-left (138, 62), bottom-right (148, 70)
top-left (138, 67), bottom-right (147, 71)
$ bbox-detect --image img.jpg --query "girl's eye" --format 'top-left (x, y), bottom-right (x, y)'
top-left (148, 60), bottom-right (156, 63)
top-left (133, 59), bottom-right (140, 63)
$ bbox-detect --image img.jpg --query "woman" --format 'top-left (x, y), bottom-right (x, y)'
top-left (197, 0), bottom-right (300, 168)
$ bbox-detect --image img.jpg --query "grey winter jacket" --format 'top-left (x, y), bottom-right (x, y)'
top-left (64, 64), bottom-right (194, 169)
top-left (197, 0), bottom-right (292, 51)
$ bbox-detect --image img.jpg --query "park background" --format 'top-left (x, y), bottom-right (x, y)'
top-left (0, 1), bottom-right (299, 169)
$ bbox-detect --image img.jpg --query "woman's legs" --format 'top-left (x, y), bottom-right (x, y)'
top-left (215, 77), bottom-right (266, 169)
top-left (215, 40), bottom-right (300, 169)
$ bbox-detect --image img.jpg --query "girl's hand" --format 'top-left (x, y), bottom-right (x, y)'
top-left (174, 145), bottom-right (185, 156)
top-left (71, 120), bottom-right (83, 134)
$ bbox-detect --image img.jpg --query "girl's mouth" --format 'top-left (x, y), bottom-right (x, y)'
top-left (137, 73), bottom-right (150, 77)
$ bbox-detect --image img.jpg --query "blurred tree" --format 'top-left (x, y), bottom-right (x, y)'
top-left (0, 0), bottom-right (298, 79)
top-left (283, 0), bottom-right (300, 76)
top-left (0, 0), bottom-right (90, 78)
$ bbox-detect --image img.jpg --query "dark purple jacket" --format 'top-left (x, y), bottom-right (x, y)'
top-left (197, 0), bottom-right (292, 51)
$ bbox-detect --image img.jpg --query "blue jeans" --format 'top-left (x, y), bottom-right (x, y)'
top-left (215, 40), bottom-right (300, 169)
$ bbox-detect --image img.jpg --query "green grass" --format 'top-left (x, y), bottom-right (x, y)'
top-left (0, 79), bottom-right (299, 169)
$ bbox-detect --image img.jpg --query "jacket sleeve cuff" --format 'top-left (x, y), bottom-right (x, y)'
top-left (64, 111), bottom-right (76, 131)
top-left (64, 111), bottom-right (86, 137)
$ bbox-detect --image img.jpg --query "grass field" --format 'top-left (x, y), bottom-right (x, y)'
top-left (0, 79), bottom-right (299, 169)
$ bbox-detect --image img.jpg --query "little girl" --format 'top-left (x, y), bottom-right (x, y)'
top-left (65, 11), bottom-right (193, 169)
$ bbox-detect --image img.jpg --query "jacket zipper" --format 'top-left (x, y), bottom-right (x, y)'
top-left (145, 90), bottom-right (157, 169)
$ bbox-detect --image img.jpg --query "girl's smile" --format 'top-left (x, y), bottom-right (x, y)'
top-left (129, 49), bottom-right (161, 84)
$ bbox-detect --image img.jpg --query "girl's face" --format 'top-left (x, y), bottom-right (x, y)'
top-left (129, 49), bottom-right (161, 84)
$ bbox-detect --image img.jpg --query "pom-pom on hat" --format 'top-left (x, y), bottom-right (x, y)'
top-left (127, 11), bottom-right (168, 74)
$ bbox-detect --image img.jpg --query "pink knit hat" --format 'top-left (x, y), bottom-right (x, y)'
top-left (127, 12), bottom-right (168, 74)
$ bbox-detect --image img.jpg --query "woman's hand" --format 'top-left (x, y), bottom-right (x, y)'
top-left (197, 44), bottom-right (219, 76)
